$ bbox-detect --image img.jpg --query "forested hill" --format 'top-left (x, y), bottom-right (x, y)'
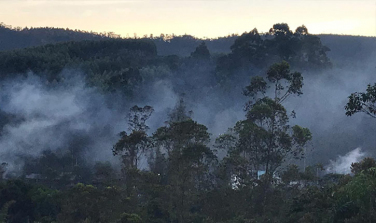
top-left (0, 38), bottom-right (157, 75)
top-left (0, 39), bottom-right (160, 97)
top-left (0, 23), bottom-right (115, 51)
top-left (0, 23), bottom-right (334, 99)
top-left (1, 22), bottom-right (375, 66)
top-left (154, 34), bottom-right (376, 66)
top-left (319, 34), bottom-right (376, 66)
top-left (1, 23), bottom-right (376, 223)
top-left (1, 23), bottom-right (373, 100)
top-left (0, 22), bottom-right (235, 53)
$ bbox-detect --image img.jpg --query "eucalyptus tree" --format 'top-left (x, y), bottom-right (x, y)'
top-left (220, 61), bottom-right (312, 187)
top-left (191, 41), bottom-right (210, 60)
top-left (113, 105), bottom-right (154, 196)
top-left (152, 99), bottom-right (216, 222)
top-left (346, 83), bottom-right (376, 118)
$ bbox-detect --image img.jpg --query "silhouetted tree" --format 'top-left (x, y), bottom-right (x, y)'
top-left (113, 105), bottom-right (154, 196)
top-left (346, 83), bottom-right (376, 118)
top-left (191, 41), bottom-right (210, 60)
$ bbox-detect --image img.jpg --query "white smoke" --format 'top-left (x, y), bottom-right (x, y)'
top-left (326, 148), bottom-right (366, 174)
top-left (0, 72), bottom-right (186, 175)
top-left (0, 72), bottom-right (127, 174)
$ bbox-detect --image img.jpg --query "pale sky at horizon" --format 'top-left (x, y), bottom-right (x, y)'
top-left (0, 0), bottom-right (375, 38)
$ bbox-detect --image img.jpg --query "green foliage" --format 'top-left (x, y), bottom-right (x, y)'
top-left (0, 163), bottom-right (7, 180)
top-left (334, 167), bottom-right (376, 222)
top-left (113, 106), bottom-right (154, 162)
top-left (0, 22), bottom-right (114, 51)
top-left (243, 76), bottom-right (268, 99)
top-left (351, 157), bottom-right (376, 175)
top-left (168, 97), bottom-right (193, 123)
top-left (0, 38), bottom-right (156, 74)
top-left (22, 149), bottom-right (94, 186)
top-left (191, 42), bottom-right (211, 60)
top-left (233, 62), bottom-right (311, 182)
top-left (57, 183), bottom-right (128, 223)
top-left (211, 62), bottom-right (313, 221)
top-left (229, 28), bottom-right (265, 67)
top-left (128, 105), bottom-right (155, 132)
top-left (93, 162), bottom-right (117, 186)
top-left (287, 186), bottom-right (335, 223)
top-left (345, 83), bottom-right (376, 118)
top-left (266, 61), bottom-right (303, 100)
top-left (0, 180), bottom-right (60, 223)
top-left (113, 105), bottom-right (154, 197)
top-left (292, 125), bottom-right (312, 147)
top-left (0, 39), bottom-right (158, 97)
top-left (243, 61), bottom-right (303, 106)
top-left (151, 101), bottom-right (217, 222)
top-left (216, 24), bottom-right (331, 80)
top-left (0, 23), bottom-right (373, 223)
top-left (0, 200), bottom-right (15, 223)
top-left (281, 165), bottom-right (300, 184)
top-left (1, 139), bottom-right (376, 223)
top-left (117, 213), bottom-right (142, 223)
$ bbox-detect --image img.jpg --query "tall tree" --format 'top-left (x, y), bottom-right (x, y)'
top-left (230, 28), bottom-right (265, 67)
top-left (216, 23), bottom-right (331, 82)
top-left (152, 100), bottom-right (216, 222)
top-left (113, 105), bottom-right (154, 196)
top-left (223, 61), bottom-right (311, 185)
top-left (190, 41), bottom-right (210, 60)
top-left (231, 61), bottom-right (312, 217)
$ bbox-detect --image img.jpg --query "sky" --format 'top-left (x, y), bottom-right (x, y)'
top-left (0, 0), bottom-right (375, 38)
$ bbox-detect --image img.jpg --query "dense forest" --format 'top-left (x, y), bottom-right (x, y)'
top-left (0, 22), bottom-right (376, 223)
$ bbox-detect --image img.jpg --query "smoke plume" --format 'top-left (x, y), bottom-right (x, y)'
top-left (325, 148), bottom-right (366, 174)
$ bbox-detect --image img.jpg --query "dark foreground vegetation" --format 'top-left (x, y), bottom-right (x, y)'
top-left (0, 22), bottom-right (375, 223)
top-left (4, 158), bottom-right (376, 223)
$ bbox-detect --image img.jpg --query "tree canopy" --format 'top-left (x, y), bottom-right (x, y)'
top-left (346, 83), bottom-right (376, 118)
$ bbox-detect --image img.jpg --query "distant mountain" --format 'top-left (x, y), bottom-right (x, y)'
top-left (0, 22), bottom-right (112, 51)
top-left (318, 34), bottom-right (376, 66)
top-left (0, 23), bottom-right (235, 56)
top-left (1, 22), bottom-right (375, 66)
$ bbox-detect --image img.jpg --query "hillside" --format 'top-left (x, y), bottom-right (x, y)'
top-left (2, 23), bottom-right (376, 65)
top-left (0, 23), bottom-right (114, 51)
top-left (0, 22), bottom-right (376, 223)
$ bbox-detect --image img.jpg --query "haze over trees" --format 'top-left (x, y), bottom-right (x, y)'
top-left (0, 22), bottom-right (375, 222)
